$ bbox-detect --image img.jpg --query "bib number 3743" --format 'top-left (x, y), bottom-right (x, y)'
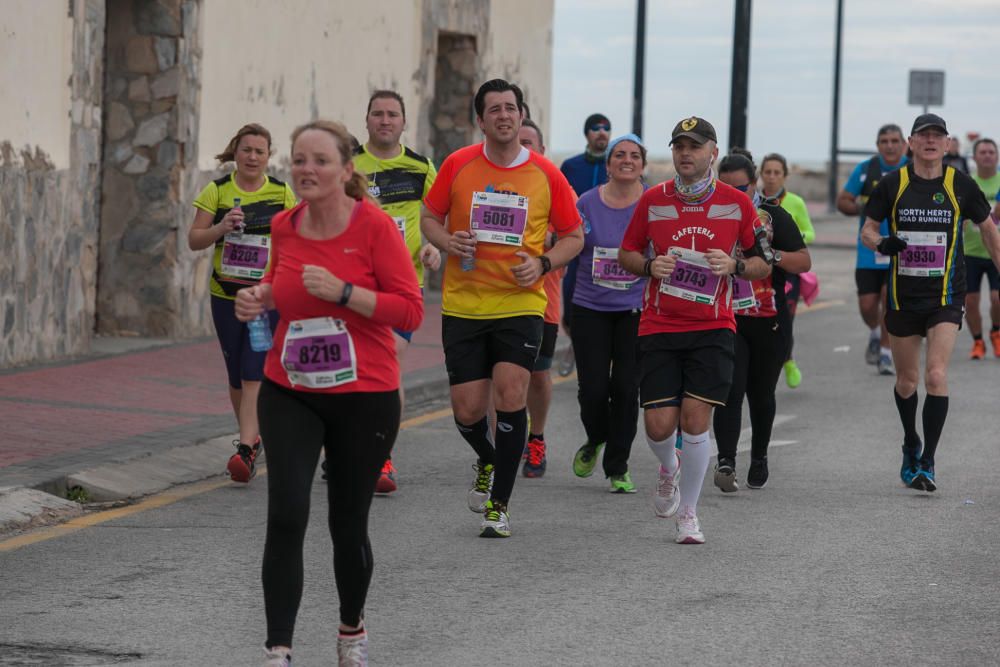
top-left (658, 247), bottom-right (722, 305)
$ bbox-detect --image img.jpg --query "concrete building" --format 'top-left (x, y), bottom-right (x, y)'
top-left (0, 0), bottom-right (555, 367)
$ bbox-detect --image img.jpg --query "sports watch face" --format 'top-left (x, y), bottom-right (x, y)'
top-left (756, 208), bottom-right (775, 243)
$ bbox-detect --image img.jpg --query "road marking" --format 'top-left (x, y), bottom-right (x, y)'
top-left (1, 372), bottom-right (582, 552)
top-left (798, 299), bottom-right (845, 313)
top-left (733, 414), bottom-right (798, 453)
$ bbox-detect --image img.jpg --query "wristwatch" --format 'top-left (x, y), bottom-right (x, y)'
top-left (539, 255), bottom-right (552, 275)
top-left (772, 249), bottom-right (782, 265)
top-left (732, 259), bottom-right (746, 277)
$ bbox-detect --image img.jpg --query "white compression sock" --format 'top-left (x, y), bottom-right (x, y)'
top-left (679, 430), bottom-right (711, 512)
top-left (647, 432), bottom-right (679, 473)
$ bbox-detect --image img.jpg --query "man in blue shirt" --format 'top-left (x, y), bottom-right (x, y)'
top-left (837, 123), bottom-right (909, 375)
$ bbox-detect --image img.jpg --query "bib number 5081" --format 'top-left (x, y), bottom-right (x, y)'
top-left (481, 210), bottom-right (514, 227)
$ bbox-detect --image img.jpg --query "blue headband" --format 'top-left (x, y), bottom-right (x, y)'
top-left (606, 133), bottom-right (645, 161)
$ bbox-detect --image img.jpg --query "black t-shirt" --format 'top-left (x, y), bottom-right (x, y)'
top-left (865, 164), bottom-right (992, 310)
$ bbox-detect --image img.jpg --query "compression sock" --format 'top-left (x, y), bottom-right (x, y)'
top-left (647, 432), bottom-right (679, 473)
top-left (893, 389), bottom-right (921, 448)
top-left (491, 408), bottom-right (528, 504)
top-left (678, 430), bottom-right (711, 511)
top-left (455, 415), bottom-right (495, 465)
top-left (972, 333), bottom-right (983, 341)
top-left (528, 432), bottom-right (544, 442)
top-left (920, 394), bottom-right (949, 466)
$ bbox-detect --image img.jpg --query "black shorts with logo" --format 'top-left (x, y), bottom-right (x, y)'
top-left (855, 268), bottom-right (889, 296)
top-left (884, 304), bottom-right (964, 338)
top-left (532, 322), bottom-right (559, 372)
top-left (442, 315), bottom-right (544, 385)
top-left (638, 328), bottom-right (735, 408)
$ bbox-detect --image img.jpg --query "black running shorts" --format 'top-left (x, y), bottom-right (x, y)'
top-left (638, 329), bottom-right (735, 408)
top-left (442, 315), bottom-right (544, 385)
top-left (884, 305), bottom-right (964, 338)
top-left (855, 268), bottom-right (889, 296)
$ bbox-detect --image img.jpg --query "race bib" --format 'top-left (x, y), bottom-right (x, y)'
top-left (897, 231), bottom-right (947, 277)
top-left (221, 233), bottom-right (269, 280)
top-left (281, 317), bottom-right (357, 389)
top-left (658, 247), bottom-right (722, 305)
top-left (469, 191), bottom-right (529, 246)
top-left (393, 216), bottom-right (406, 240)
top-left (731, 276), bottom-right (757, 312)
top-left (592, 246), bottom-right (637, 290)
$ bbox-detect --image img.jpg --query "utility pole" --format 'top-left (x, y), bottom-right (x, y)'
top-left (728, 0), bottom-right (752, 149)
top-left (632, 0), bottom-right (647, 137)
top-left (828, 0), bottom-right (844, 212)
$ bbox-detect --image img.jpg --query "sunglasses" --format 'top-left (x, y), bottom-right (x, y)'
top-left (588, 123), bottom-right (611, 132)
top-left (734, 184), bottom-right (751, 192)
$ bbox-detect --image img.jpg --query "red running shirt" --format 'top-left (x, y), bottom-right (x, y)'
top-left (262, 199), bottom-right (423, 393)
top-left (620, 180), bottom-right (761, 335)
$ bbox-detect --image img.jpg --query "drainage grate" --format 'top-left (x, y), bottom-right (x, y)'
top-left (0, 644), bottom-right (142, 665)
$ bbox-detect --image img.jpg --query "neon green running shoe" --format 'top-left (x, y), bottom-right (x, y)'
top-left (784, 360), bottom-right (802, 388)
top-left (608, 471), bottom-right (636, 493)
top-left (479, 499), bottom-right (511, 537)
top-left (573, 441), bottom-right (604, 478)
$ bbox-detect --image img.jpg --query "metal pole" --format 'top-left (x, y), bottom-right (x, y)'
top-left (632, 0), bottom-right (647, 137)
top-left (728, 0), bottom-right (752, 150)
top-left (828, 0), bottom-right (844, 212)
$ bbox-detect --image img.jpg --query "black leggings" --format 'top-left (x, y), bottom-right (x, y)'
top-left (258, 380), bottom-right (399, 648)
top-left (570, 304), bottom-right (641, 476)
top-left (713, 316), bottom-right (787, 461)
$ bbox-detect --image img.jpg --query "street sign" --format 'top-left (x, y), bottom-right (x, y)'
top-left (908, 70), bottom-right (945, 111)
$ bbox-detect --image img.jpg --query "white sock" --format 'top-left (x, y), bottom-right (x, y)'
top-left (678, 430), bottom-right (711, 512)
top-left (870, 326), bottom-right (880, 339)
top-left (647, 432), bottom-right (679, 473)
top-left (880, 346), bottom-right (891, 357)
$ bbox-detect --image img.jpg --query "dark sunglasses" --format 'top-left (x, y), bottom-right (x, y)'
top-left (734, 184), bottom-right (751, 192)
top-left (588, 123), bottom-right (610, 132)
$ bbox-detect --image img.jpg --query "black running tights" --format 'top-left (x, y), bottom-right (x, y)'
top-left (713, 315), bottom-right (786, 461)
top-left (258, 380), bottom-right (399, 648)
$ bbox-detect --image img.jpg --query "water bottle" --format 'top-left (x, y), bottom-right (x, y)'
top-left (248, 312), bottom-right (272, 351)
top-left (232, 197), bottom-right (244, 235)
top-left (461, 251), bottom-right (476, 272)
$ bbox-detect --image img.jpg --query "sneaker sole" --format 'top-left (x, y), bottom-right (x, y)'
top-left (909, 474), bottom-right (937, 492)
top-left (676, 534), bottom-right (706, 545)
top-left (746, 480), bottom-right (768, 490)
top-left (227, 458), bottom-right (252, 483)
top-left (573, 445), bottom-right (604, 478)
top-left (713, 468), bottom-right (738, 493)
top-left (479, 527), bottom-right (511, 538)
top-left (610, 486), bottom-right (637, 494)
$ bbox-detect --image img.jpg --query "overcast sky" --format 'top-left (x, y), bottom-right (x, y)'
top-left (550, 0), bottom-right (998, 163)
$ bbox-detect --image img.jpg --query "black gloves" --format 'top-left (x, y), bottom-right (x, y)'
top-left (876, 235), bottom-right (908, 256)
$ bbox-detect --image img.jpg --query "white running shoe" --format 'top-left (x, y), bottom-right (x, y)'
top-left (337, 630), bottom-right (368, 667)
top-left (263, 646), bottom-right (291, 667)
top-left (467, 462), bottom-right (494, 513)
top-left (675, 507), bottom-right (705, 544)
top-left (479, 500), bottom-right (511, 538)
top-left (653, 462), bottom-right (681, 518)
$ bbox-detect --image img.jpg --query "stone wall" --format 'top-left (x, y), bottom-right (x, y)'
top-left (0, 0), bottom-right (104, 367)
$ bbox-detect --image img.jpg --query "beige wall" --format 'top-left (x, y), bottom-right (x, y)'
top-left (0, 1), bottom-right (74, 168)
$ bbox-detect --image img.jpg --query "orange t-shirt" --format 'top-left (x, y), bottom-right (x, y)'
top-left (424, 143), bottom-right (581, 319)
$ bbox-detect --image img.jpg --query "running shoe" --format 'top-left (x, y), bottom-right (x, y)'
top-left (784, 359), bottom-right (802, 388)
top-left (557, 344), bottom-right (575, 377)
top-left (468, 461), bottom-right (494, 513)
top-left (374, 459), bottom-right (397, 494)
top-left (522, 437), bottom-right (547, 478)
top-left (263, 646), bottom-right (291, 667)
top-left (910, 461), bottom-right (936, 492)
top-left (900, 442), bottom-right (922, 485)
top-left (608, 471), bottom-right (637, 493)
top-left (991, 330), bottom-right (1000, 358)
top-left (746, 457), bottom-right (769, 489)
top-left (970, 339), bottom-right (986, 360)
top-left (479, 499), bottom-right (511, 538)
top-left (653, 462), bottom-right (681, 518)
top-left (865, 337), bottom-right (880, 365)
top-left (877, 353), bottom-right (895, 376)
top-left (572, 441), bottom-right (604, 478)
top-left (675, 507), bottom-right (705, 544)
top-left (337, 629), bottom-right (368, 667)
top-left (713, 458), bottom-right (738, 493)
top-left (227, 441), bottom-right (258, 483)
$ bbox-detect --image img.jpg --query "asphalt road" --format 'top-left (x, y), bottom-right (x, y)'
top-left (1, 245), bottom-right (998, 666)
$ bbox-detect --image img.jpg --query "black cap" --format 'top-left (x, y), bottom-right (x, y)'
top-left (911, 113), bottom-right (948, 135)
top-left (670, 116), bottom-right (717, 145)
top-left (584, 113), bottom-right (611, 135)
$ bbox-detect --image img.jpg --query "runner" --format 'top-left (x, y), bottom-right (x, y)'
top-left (570, 133), bottom-right (647, 493)
top-left (861, 114), bottom-right (1000, 492)
top-left (962, 138), bottom-right (1000, 359)
top-left (187, 123), bottom-right (297, 484)
top-left (420, 79), bottom-right (583, 537)
top-left (712, 150), bottom-right (811, 492)
top-left (517, 118), bottom-right (563, 478)
top-left (759, 153), bottom-right (815, 388)
top-left (558, 113), bottom-right (612, 375)
top-left (618, 117), bottom-right (770, 543)
top-left (943, 136), bottom-right (970, 174)
top-left (236, 120), bottom-right (423, 666)
top-left (837, 124), bottom-right (909, 375)
top-left (352, 90), bottom-right (441, 493)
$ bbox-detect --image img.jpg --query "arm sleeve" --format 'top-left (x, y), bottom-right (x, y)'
top-left (548, 167), bottom-right (583, 236)
top-left (423, 154), bottom-right (455, 217)
top-left (193, 182), bottom-right (218, 214)
top-left (739, 198), bottom-right (761, 253)
top-left (789, 195), bottom-right (815, 244)
top-left (620, 193), bottom-right (650, 253)
top-left (863, 176), bottom-right (894, 223)
top-left (843, 161), bottom-right (866, 197)
top-left (770, 206), bottom-right (806, 252)
top-left (369, 212), bottom-right (424, 332)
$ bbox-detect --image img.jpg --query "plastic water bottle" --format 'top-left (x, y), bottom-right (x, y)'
top-left (461, 252), bottom-right (476, 272)
top-left (232, 197), bottom-right (244, 235)
top-left (248, 312), bottom-right (272, 351)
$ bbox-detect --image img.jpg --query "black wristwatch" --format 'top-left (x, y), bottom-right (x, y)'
top-left (732, 259), bottom-right (746, 277)
top-left (539, 255), bottom-right (552, 275)
top-left (772, 249), bottom-right (782, 265)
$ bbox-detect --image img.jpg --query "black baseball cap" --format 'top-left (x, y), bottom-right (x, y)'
top-left (911, 113), bottom-right (948, 135)
top-left (670, 116), bottom-right (717, 145)
top-left (584, 113), bottom-right (611, 134)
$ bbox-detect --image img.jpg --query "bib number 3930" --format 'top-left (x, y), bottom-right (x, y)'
top-left (897, 231), bottom-right (947, 277)
top-left (281, 317), bottom-right (357, 389)
top-left (658, 247), bottom-right (722, 305)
